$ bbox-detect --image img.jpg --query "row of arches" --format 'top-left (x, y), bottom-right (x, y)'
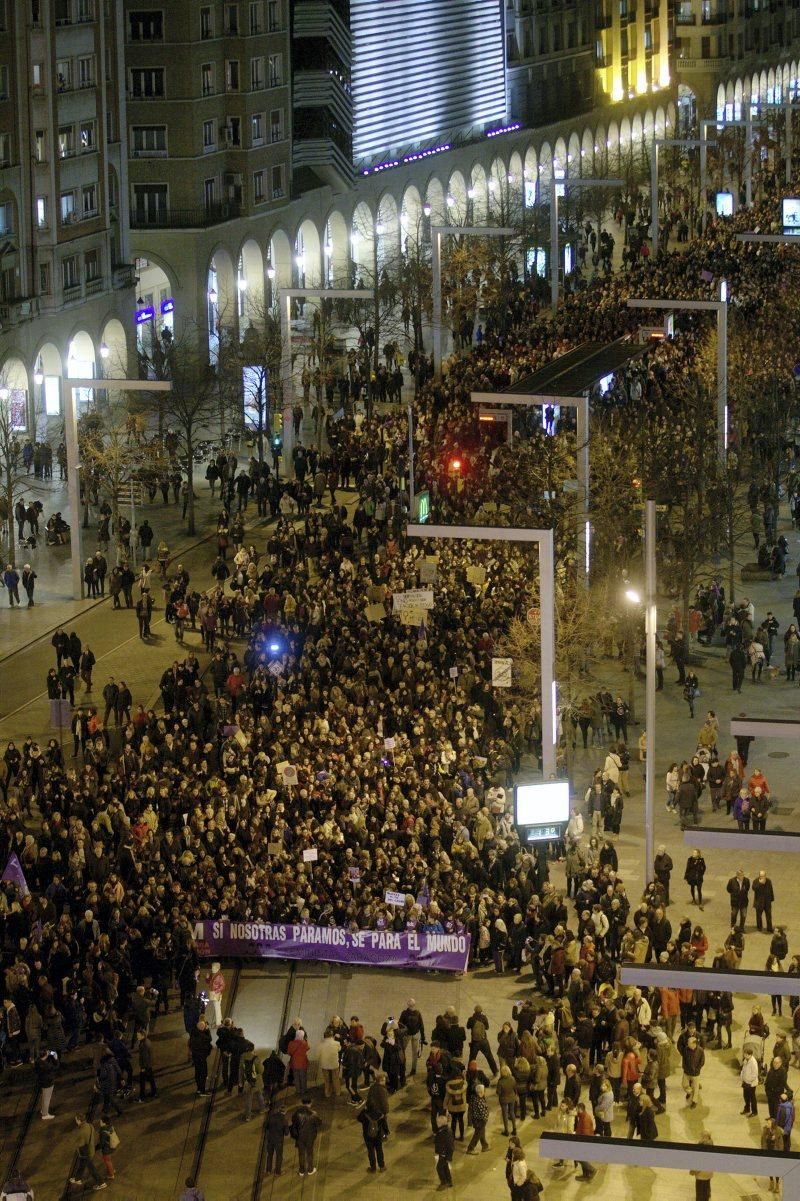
top-left (716, 62), bottom-right (800, 120)
top-left (0, 319), bottom-right (128, 436)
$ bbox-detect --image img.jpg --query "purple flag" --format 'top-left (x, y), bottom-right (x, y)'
top-left (2, 853), bottom-right (30, 898)
top-left (700, 269), bottom-right (714, 283)
top-left (416, 879), bottom-right (431, 908)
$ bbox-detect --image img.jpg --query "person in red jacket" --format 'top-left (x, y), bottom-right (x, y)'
top-left (226, 666), bottom-right (246, 716)
top-left (574, 1102), bottom-right (597, 1180)
top-left (287, 1028), bottom-right (310, 1096)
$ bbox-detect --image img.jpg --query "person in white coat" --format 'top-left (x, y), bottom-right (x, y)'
top-left (317, 1028), bottom-right (342, 1098)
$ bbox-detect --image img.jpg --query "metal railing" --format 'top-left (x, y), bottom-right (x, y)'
top-left (129, 201), bottom-right (242, 229)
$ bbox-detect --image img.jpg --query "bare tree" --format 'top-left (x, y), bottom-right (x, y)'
top-left (0, 386), bottom-right (28, 568)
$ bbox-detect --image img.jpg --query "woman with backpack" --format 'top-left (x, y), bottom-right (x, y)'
top-left (97, 1116), bottom-right (118, 1180)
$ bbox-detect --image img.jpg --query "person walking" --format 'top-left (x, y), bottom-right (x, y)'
top-left (434, 1113), bottom-right (455, 1190)
top-left (136, 1030), bottom-right (158, 1101)
top-left (684, 849), bottom-right (707, 908)
top-left (34, 1048), bottom-right (57, 1119)
top-left (96, 1050), bottom-right (123, 1117)
top-left (20, 565), bottom-right (36, 607)
top-left (69, 1115), bottom-right (106, 1190)
top-left (466, 1005), bottom-right (499, 1076)
top-left (681, 1036), bottom-right (704, 1109)
top-left (496, 1064), bottom-right (518, 1135)
top-left (189, 1018), bottom-right (212, 1096)
top-left (265, 1103), bottom-right (289, 1175)
top-left (97, 1117), bottom-right (118, 1180)
top-left (3, 565), bottom-right (20, 606)
top-left (239, 1042), bottom-right (266, 1120)
top-left (574, 1101), bottom-right (597, 1180)
top-left (445, 1067), bottom-right (468, 1140)
top-left (356, 1100), bottom-right (387, 1173)
top-left (727, 870), bottom-right (750, 930)
top-left (290, 1096), bottom-right (322, 1177)
top-left (466, 1082), bottom-right (490, 1153)
top-left (399, 999), bottom-right (425, 1077)
top-left (740, 1047), bottom-right (759, 1116)
top-left (754, 871), bottom-right (775, 933)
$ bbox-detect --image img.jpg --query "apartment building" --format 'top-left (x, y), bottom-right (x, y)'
top-left (0, 0), bottom-right (135, 430)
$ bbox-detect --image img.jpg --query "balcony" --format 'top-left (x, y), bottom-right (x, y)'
top-left (112, 263), bottom-right (136, 289)
top-left (677, 12), bottom-right (698, 22)
top-left (702, 8), bottom-right (729, 21)
top-left (129, 201), bottom-right (242, 229)
top-left (0, 298), bottom-right (39, 326)
top-left (85, 276), bottom-right (104, 295)
top-left (676, 52), bottom-right (729, 65)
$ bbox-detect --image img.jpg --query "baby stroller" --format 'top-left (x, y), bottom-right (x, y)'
top-left (740, 1028), bottom-right (768, 1080)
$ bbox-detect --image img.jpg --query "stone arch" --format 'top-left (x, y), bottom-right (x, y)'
top-left (655, 106), bottom-right (666, 138)
top-left (0, 355), bottom-right (30, 435)
top-left (446, 169), bottom-right (468, 225)
top-left (134, 258), bottom-right (175, 364)
top-left (507, 151), bottom-right (523, 210)
top-left (400, 183), bottom-right (424, 252)
top-left (567, 131), bottom-right (581, 171)
top-left (553, 136), bottom-right (568, 172)
top-left (539, 140), bottom-right (553, 190)
top-left (31, 341), bottom-right (62, 435)
top-left (760, 69), bottom-right (768, 103)
top-left (607, 120), bottom-right (619, 151)
top-left (643, 110), bottom-right (655, 146)
top-left (99, 317), bottom-right (128, 377)
top-left (268, 228), bottom-right (293, 291)
top-left (734, 77), bottom-right (743, 119)
top-left (424, 176), bottom-right (445, 224)
top-left (767, 67), bottom-right (776, 105)
top-left (207, 245), bottom-right (236, 362)
top-left (294, 217), bottom-right (322, 289)
top-left (716, 82), bottom-right (726, 120)
top-left (66, 329), bottom-right (97, 415)
top-left (351, 200), bottom-right (374, 281)
top-left (632, 112), bottom-right (643, 150)
top-left (581, 128), bottom-right (594, 172)
top-left (523, 147), bottom-right (539, 207)
top-left (237, 238), bottom-right (264, 337)
top-left (376, 191), bottom-right (400, 270)
top-left (620, 115), bottom-right (632, 151)
top-left (469, 163), bottom-right (488, 223)
top-left (323, 208), bottom-right (349, 288)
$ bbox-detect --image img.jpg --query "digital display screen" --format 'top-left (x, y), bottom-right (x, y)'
top-left (716, 191), bottom-right (734, 217)
top-left (514, 781), bottom-right (570, 827)
top-left (783, 198), bottom-right (800, 235)
top-left (351, 0), bottom-right (506, 165)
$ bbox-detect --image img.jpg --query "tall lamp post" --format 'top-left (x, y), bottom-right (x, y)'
top-left (63, 378), bottom-right (171, 601)
top-left (627, 286), bottom-right (729, 457)
top-left (431, 226), bottom-right (515, 378)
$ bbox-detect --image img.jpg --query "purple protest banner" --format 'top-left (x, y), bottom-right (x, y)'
top-left (1, 852), bottom-right (30, 898)
top-left (193, 920), bottom-right (470, 973)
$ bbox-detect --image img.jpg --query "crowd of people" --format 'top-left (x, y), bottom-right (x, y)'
top-left (1, 159), bottom-right (800, 1195)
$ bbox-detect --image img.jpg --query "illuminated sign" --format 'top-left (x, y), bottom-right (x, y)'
top-left (160, 297), bottom-right (175, 314)
top-left (715, 191), bottom-right (734, 217)
top-left (413, 490), bottom-right (430, 523)
top-left (351, 0), bottom-right (506, 165)
top-left (135, 306), bottom-right (155, 325)
top-left (783, 197), bottom-right (800, 235)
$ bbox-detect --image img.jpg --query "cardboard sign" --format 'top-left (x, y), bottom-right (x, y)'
top-left (492, 657), bottom-right (513, 688)
top-left (449, 666), bottom-right (459, 679)
top-left (384, 737), bottom-right (396, 751)
top-left (348, 865), bottom-right (360, 882)
top-left (367, 584), bottom-right (386, 603)
top-left (365, 602), bottom-right (386, 622)
top-left (302, 847), bottom-right (319, 863)
top-left (385, 890), bottom-right (407, 907)
top-left (282, 765), bottom-right (298, 786)
top-left (419, 560), bottom-right (437, 584)
top-left (268, 841), bottom-right (283, 857)
top-left (466, 565), bottom-right (486, 586)
top-left (393, 588), bottom-right (434, 612)
top-left (400, 606), bottom-right (428, 627)
top-left (268, 661), bottom-right (283, 677)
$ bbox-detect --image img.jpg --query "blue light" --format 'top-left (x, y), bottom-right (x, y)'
top-left (269, 642), bottom-right (281, 654)
top-left (135, 306), bottom-right (155, 325)
top-left (161, 298), bottom-right (175, 314)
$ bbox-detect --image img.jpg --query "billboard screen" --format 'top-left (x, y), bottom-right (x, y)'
top-left (351, 0), bottom-right (506, 165)
top-left (783, 197), bottom-right (800, 235)
top-left (514, 781), bottom-right (570, 828)
top-left (715, 191), bottom-right (734, 217)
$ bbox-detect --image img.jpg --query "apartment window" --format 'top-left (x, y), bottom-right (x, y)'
top-left (62, 255), bottom-right (80, 290)
top-left (36, 196), bottom-right (47, 227)
top-left (60, 191), bottom-right (76, 224)
top-left (131, 125), bottom-right (166, 154)
top-left (0, 1), bottom-right (6, 31)
top-left (76, 0), bottom-right (93, 21)
top-left (84, 248), bottom-right (100, 280)
top-left (270, 108), bottom-right (283, 142)
top-left (203, 119), bottom-right (215, 150)
top-left (267, 0), bottom-right (280, 31)
top-left (129, 10), bottom-right (163, 40)
top-left (80, 120), bottom-right (96, 151)
top-left (0, 202), bottom-right (12, 235)
top-left (253, 170), bottom-right (264, 201)
top-left (78, 55), bottom-right (95, 87)
top-left (201, 64), bottom-right (214, 95)
top-left (250, 56), bottom-right (264, 90)
top-left (226, 4), bottom-right (239, 33)
top-left (251, 112), bottom-right (264, 145)
top-left (39, 262), bottom-right (50, 294)
top-left (0, 133), bottom-right (9, 166)
top-left (268, 53), bottom-right (282, 87)
top-left (226, 60), bottom-right (240, 91)
top-left (227, 117), bottom-right (241, 145)
top-left (271, 163), bottom-right (284, 198)
top-left (250, 1), bottom-right (263, 33)
top-left (133, 184), bottom-right (167, 223)
top-left (58, 126), bottom-right (75, 158)
top-left (200, 5), bottom-right (212, 38)
top-left (35, 130), bottom-right (46, 162)
top-left (130, 67), bottom-right (165, 97)
top-left (55, 0), bottom-right (72, 24)
top-left (0, 65), bottom-right (10, 99)
top-left (644, 26), bottom-right (652, 46)
top-left (204, 178), bottom-right (216, 209)
top-left (56, 60), bottom-right (72, 90)
top-left (32, 62), bottom-right (45, 89)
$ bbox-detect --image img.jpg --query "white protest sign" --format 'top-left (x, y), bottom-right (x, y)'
top-left (385, 890), bottom-right (406, 907)
top-left (392, 588), bottom-right (434, 612)
top-left (449, 666), bottom-right (459, 679)
top-left (419, 560), bottom-right (437, 584)
top-left (282, 764), bottom-right (298, 786)
top-left (492, 657), bottom-right (513, 688)
top-left (384, 737), bottom-right (396, 751)
top-left (302, 847), bottom-right (319, 863)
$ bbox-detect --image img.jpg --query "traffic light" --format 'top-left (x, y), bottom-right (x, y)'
top-left (272, 434), bottom-right (282, 453)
